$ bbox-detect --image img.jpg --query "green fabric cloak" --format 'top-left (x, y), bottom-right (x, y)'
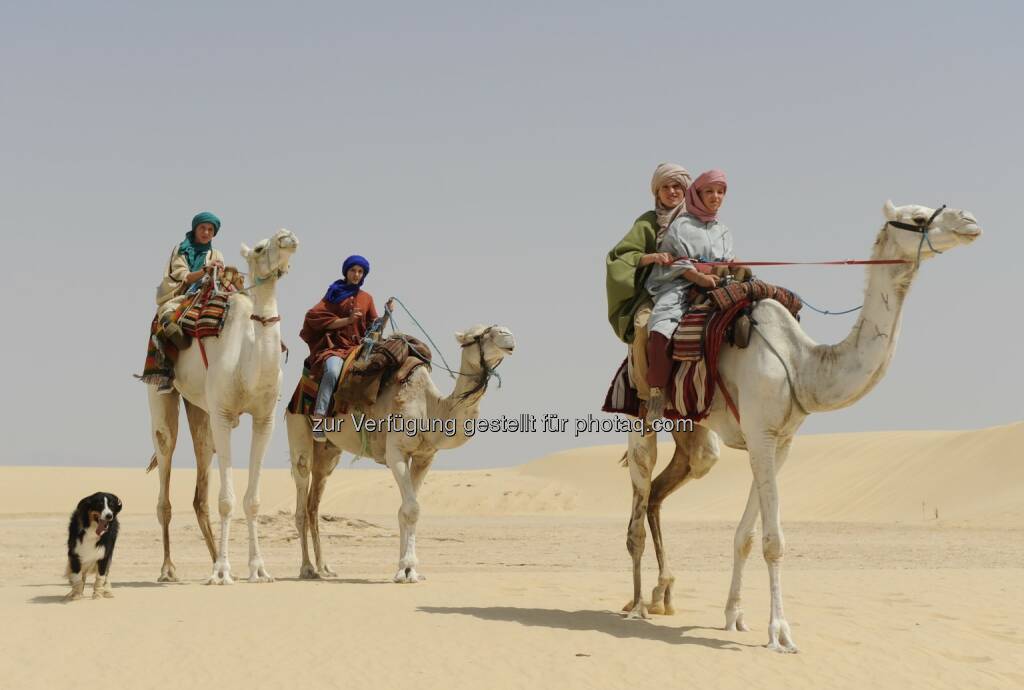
top-left (605, 210), bottom-right (659, 343)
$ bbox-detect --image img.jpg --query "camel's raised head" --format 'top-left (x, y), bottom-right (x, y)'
top-left (241, 228), bottom-right (300, 282)
top-left (882, 200), bottom-right (982, 261)
top-left (455, 324), bottom-right (516, 367)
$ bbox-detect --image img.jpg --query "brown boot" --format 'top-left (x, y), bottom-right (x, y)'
top-left (732, 314), bottom-right (752, 348)
top-left (160, 316), bottom-right (190, 350)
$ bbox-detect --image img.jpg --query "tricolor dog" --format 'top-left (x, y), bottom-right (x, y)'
top-left (65, 492), bottom-right (122, 600)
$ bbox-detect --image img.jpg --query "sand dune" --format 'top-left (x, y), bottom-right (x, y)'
top-left (1, 423), bottom-right (1021, 690)
top-left (3, 423), bottom-right (1019, 523)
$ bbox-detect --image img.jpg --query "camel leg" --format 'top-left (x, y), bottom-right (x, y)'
top-left (394, 453), bottom-right (434, 583)
top-left (648, 425), bottom-right (721, 615)
top-left (747, 435), bottom-right (797, 653)
top-left (308, 442), bottom-right (342, 578)
top-left (148, 386), bottom-right (180, 582)
top-left (206, 408), bottom-right (237, 585)
top-left (388, 443), bottom-right (423, 583)
top-left (243, 412), bottom-right (275, 583)
top-left (623, 427), bottom-right (657, 619)
top-left (184, 401), bottom-right (217, 562)
top-left (724, 438), bottom-right (792, 634)
top-left (290, 423), bottom-right (316, 579)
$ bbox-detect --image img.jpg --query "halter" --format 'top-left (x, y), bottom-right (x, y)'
top-left (886, 204), bottom-right (947, 265)
top-left (457, 325), bottom-right (504, 401)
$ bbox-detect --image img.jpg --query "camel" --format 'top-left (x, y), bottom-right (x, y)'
top-left (621, 201), bottom-right (981, 652)
top-left (286, 324), bottom-right (516, 583)
top-left (146, 229), bottom-right (299, 585)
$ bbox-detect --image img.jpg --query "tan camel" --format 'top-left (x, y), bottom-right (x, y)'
top-left (286, 324), bottom-right (515, 582)
top-left (146, 229), bottom-right (298, 585)
top-left (622, 202), bottom-right (981, 652)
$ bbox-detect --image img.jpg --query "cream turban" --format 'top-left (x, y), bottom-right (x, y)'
top-left (651, 162), bottom-right (693, 230)
top-left (650, 163), bottom-right (693, 199)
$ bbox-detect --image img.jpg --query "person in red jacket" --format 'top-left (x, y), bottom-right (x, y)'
top-left (300, 255), bottom-right (391, 441)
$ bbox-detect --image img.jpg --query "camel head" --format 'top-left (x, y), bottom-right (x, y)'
top-left (241, 228), bottom-right (300, 283)
top-left (455, 324), bottom-right (516, 369)
top-left (881, 201), bottom-right (982, 261)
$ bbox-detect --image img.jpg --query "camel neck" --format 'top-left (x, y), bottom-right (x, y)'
top-left (803, 231), bottom-right (916, 411)
top-left (249, 280), bottom-right (279, 321)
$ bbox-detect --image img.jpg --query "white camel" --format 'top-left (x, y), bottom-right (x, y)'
top-left (286, 324), bottom-right (516, 583)
top-left (147, 228), bottom-right (299, 585)
top-left (622, 202), bottom-right (981, 652)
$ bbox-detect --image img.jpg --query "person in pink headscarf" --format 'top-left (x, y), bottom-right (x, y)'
top-left (643, 169), bottom-right (734, 421)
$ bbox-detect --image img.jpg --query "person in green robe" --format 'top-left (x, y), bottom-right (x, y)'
top-left (605, 163), bottom-right (692, 400)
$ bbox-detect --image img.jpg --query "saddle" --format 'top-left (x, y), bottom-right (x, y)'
top-left (332, 335), bottom-right (433, 409)
top-left (603, 268), bottom-right (803, 423)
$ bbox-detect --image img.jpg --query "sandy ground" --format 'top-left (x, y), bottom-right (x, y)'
top-left (1, 423), bottom-right (1022, 689)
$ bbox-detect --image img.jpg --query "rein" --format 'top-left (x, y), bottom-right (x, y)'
top-left (676, 205), bottom-right (948, 270)
top-left (385, 297), bottom-right (504, 398)
top-left (674, 206), bottom-right (947, 316)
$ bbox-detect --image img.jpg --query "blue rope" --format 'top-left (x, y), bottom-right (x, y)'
top-left (790, 291), bottom-right (863, 316)
top-left (387, 302), bottom-right (503, 387)
top-left (387, 297), bottom-right (458, 379)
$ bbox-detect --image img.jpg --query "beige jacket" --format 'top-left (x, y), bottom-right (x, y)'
top-left (155, 245), bottom-right (225, 306)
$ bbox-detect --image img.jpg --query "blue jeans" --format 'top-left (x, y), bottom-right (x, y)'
top-left (314, 356), bottom-right (343, 416)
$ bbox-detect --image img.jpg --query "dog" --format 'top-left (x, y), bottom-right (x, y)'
top-left (65, 492), bottom-right (122, 601)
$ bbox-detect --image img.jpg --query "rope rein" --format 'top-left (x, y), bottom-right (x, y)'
top-left (684, 207), bottom-right (946, 316)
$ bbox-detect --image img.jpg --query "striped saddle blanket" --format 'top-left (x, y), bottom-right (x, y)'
top-left (174, 289), bottom-right (232, 340)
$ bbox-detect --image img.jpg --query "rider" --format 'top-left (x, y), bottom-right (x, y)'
top-left (301, 255), bottom-right (392, 441)
top-left (606, 163), bottom-right (692, 401)
top-left (146, 211), bottom-right (225, 392)
top-left (644, 169), bottom-right (733, 421)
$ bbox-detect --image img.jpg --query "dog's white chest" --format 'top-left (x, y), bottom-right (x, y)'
top-left (75, 534), bottom-right (106, 564)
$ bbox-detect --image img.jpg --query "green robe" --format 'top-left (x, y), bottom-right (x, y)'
top-left (605, 210), bottom-right (658, 343)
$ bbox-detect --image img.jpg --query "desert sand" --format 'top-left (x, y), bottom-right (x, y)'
top-left (1, 423), bottom-right (1021, 689)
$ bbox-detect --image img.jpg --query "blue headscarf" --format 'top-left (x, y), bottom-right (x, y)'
top-left (178, 211), bottom-right (222, 272)
top-left (324, 255), bottom-right (370, 304)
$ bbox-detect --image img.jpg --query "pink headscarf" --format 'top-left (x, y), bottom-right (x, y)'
top-left (684, 169), bottom-right (728, 223)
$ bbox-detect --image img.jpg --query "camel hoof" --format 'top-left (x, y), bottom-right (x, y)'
top-left (319, 564), bottom-right (338, 578)
top-left (299, 565), bottom-right (321, 580)
top-left (248, 566), bottom-right (274, 583)
top-left (622, 599), bottom-right (649, 619)
top-left (64, 590), bottom-right (84, 602)
top-left (157, 568), bottom-right (179, 583)
top-left (725, 609), bottom-right (750, 632)
top-left (393, 567), bottom-right (424, 583)
top-left (205, 569), bottom-right (234, 586)
top-left (102, 590), bottom-right (115, 599)
top-left (767, 621), bottom-right (798, 653)
top-left (647, 601), bottom-right (674, 615)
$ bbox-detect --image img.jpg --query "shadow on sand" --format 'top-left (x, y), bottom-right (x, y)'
top-left (275, 576), bottom-right (391, 585)
top-left (417, 606), bottom-right (757, 650)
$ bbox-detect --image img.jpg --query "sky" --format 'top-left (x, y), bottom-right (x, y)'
top-left (1, 1), bottom-right (1021, 470)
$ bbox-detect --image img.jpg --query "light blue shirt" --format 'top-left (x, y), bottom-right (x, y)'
top-left (645, 213), bottom-right (735, 337)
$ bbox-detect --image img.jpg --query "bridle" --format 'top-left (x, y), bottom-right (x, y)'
top-left (886, 204), bottom-right (947, 265)
top-left (457, 325), bottom-right (504, 401)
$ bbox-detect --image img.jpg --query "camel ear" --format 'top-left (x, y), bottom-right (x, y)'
top-left (454, 330), bottom-right (470, 345)
top-left (883, 200), bottom-right (897, 222)
top-left (240, 243), bottom-right (252, 259)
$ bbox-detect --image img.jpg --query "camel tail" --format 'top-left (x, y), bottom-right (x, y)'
top-left (145, 454), bottom-right (158, 473)
top-left (618, 451), bottom-right (629, 468)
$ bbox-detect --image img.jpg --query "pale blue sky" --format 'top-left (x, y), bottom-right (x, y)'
top-left (1, 1), bottom-right (1020, 468)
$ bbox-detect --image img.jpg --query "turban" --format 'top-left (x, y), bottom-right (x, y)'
top-left (324, 254), bottom-right (371, 304)
top-left (684, 169), bottom-right (728, 223)
top-left (650, 163), bottom-right (693, 230)
top-left (191, 211), bottom-right (221, 236)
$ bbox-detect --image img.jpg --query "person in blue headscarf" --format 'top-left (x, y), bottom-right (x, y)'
top-left (300, 255), bottom-right (390, 440)
top-left (145, 212), bottom-right (225, 392)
